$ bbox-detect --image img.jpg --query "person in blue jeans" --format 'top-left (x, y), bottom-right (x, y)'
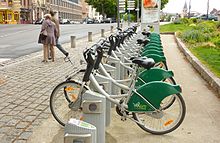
top-left (50, 10), bottom-right (69, 58)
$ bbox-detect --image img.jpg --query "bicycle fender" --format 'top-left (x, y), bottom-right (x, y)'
top-left (135, 68), bottom-right (174, 87)
top-left (142, 46), bottom-right (163, 53)
top-left (145, 43), bottom-right (163, 48)
top-left (128, 81), bottom-right (181, 112)
top-left (141, 49), bottom-right (164, 57)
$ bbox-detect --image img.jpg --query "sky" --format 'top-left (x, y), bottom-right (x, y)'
top-left (163, 0), bottom-right (220, 14)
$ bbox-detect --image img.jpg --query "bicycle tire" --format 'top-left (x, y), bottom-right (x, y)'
top-left (133, 93), bottom-right (186, 135)
top-left (160, 77), bottom-right (177, 110)
top-left (50, 80), bottom-right (88, 126)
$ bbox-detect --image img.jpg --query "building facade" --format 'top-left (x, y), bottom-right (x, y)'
top-left (0, 0), bottom-right (21, 24)
top-left (0, 0), bottom-right (87, 24)
top-left (46, 0), bottom-right (82, 22)
top-left (81, 0), bottom-right (88, 19)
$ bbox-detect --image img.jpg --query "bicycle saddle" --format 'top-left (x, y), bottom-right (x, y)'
top-left (137, 39), bottom-right (150, 45)
top-left (142, 31), bottom-right (151, 37)
top-left (131, 57), bottom-right (155, 70)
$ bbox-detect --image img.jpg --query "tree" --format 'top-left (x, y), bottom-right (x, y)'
top-left (161, 0), bottom-right (169, 9)
top-left (85, 0), bottom-right (117, 17)
top-left (86, 0), bottom-right (169, 18)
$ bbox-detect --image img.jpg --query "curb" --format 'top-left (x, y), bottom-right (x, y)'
top-left (173, 33), bottom-right (220, 97)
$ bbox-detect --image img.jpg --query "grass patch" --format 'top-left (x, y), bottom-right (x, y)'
top-left (190, 46), bottom-right (220, 77)
top-left (160, 21), bottom-right (220, 78)
top-left (160, 23), bottom-right (191, 33)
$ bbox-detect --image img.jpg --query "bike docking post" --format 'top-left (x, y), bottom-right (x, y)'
top-left (102, 64), bottom-right (117, 108)
top-left (90, 73), bottom-right (112, 127)
top-left (64, 118), bottom-right (97, 143)
top-left (103, 64), bottom-right (117, 79)
top-left (82, 90), bottom-right (106, 143)
top-left (106, 57), bottom-right (121, 95)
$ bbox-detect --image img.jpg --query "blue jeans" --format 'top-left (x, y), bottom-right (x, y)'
top-left (56, 38), bottom-right (68, 56)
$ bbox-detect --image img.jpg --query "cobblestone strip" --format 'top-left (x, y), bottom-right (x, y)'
top-left (0, 31), bottom-right (112, 143)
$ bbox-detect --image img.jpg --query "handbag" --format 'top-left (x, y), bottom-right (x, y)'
top-left (38, 32), bottom-right (47, 44)
top-left (41, 29), bottom-right (47, 37)
top-left (38, 23), bottom-right (48, 43)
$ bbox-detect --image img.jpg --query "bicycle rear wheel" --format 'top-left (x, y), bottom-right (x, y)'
top-left (160, 77), bottom-right (176, 110)
top-left (133, 93), bottom-right (186, 135)
top-left (50, 80), bottom-right (87, 126)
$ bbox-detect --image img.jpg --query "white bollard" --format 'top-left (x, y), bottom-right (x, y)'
top-left (101, 29), bottom-right (105, 37)
top-left (71, 36), bottom-right (76, 48)
top-left (88, 32), bottom-right (92, 42)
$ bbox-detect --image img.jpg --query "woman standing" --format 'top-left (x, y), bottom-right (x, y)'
top-left (39, 14), bottom-right (57, 62)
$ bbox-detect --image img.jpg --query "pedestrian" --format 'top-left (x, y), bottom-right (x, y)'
top-left (38, 13), bottom-right (57, 62)
top-left (49, 10), bottom-right (69, 58)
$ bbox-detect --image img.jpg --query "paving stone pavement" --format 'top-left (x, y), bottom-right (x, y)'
top-left (0, 32), bottom-right (110, 143)
top-left (2, 29), bottom-right (220, 143)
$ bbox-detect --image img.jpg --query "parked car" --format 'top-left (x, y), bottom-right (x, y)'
top-left (82, 18), bottom-right (95, 24)
top-left (34, 18), bottom-right (44, 24)
top-left (61, 19), bottom-right (71, 24)
top-left (196, 14), bottom-right (218, 21)
top-left (101, 18), bottom-right (112, 23)
top-left (87, 18), bottom-right (94, 24)
top-left (94, 19), bottom-right (100, 24)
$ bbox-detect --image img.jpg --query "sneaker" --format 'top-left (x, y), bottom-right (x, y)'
top-left (42, 60), bottom-right (48, 63)
top-left (65, 53), bottom-right (69, 57)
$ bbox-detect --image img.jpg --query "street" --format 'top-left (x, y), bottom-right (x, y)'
top-left (0, 23), bottom-right (116, 59)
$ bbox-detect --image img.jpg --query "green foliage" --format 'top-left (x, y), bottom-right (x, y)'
top-left (161, 21), bottom-right (220, 77)
top-left (160, 23), bottom-right (190, 33)
top-left (174, 18), bottom-right (198, 25)
top-left (161, 0), bottom-right (169, 9)
top-left (86, 0), bottom-right (116, 17)
top-left (86, 0), bottom-right (170, 18)
top-left (195, 21), bottom-right (216, 33)
top-left (180, 21), bottom-right (218, 44)
top-left (190, 46), bottom-right (220, 77)
top-left (180, 30), bottom-right (211, 43)
top-left (216, 21), bottom-right (220, 29)
top-left (179, 18), bottom-right (189, 24)
top-left (212, 36), bottom-right (220, 47)
top-left (173, 19), bottom-right (181, 24)
top-left (123, 13), bottom-right (136, 22)
top-left (189, 18), bottom-right (198, 23)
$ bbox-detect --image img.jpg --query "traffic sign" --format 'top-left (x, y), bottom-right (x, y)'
top-left (127, 0), bottom-right (135, 10)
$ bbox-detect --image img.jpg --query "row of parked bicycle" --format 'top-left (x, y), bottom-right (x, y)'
top-left (49, 25), bottom-right (186, 135)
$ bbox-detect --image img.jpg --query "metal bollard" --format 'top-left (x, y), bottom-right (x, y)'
top-left (110, 26), bottom-right (114, 33)
top-left (88, 32), bottom-right (92, 42)
top-left (71, 36), bottom-right (76, 48)
top-left (101, 29), bottom-right (105, 37)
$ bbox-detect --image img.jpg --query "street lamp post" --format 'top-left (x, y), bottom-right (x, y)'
top-left (117, 0), bottom-right (120, 28)
top-left (206, 0), bottom-right (209, 20)
top-left (188, 0), bottom-right (191, 18)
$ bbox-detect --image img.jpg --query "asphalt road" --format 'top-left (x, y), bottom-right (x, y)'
top-left (0, 23), bottom-right (116, 59)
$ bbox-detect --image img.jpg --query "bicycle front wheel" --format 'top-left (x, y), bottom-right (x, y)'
top-left (133, 93), bottom-right (186, 135)
top-left (50, 80), bottom-right (87, 126)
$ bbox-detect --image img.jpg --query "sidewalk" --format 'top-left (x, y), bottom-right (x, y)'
top-left (0, 33), bottom-right (220, 143)
top-left (0, 32), bottom-right (110, 143)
